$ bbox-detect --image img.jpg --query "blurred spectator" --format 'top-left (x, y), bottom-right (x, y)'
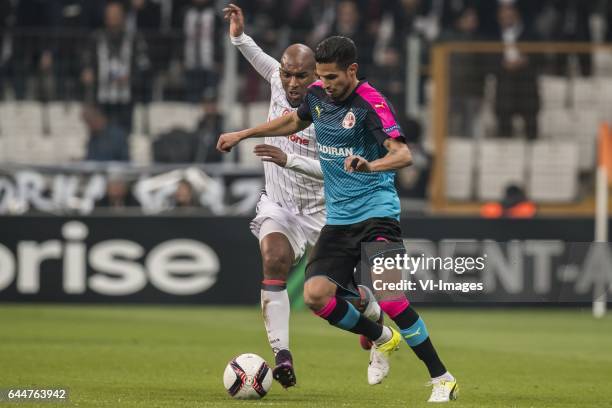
top-left (124, 0), bottom-right (162, 34)
top-left (233, 0), bottom-right (285, 102)
top-left (395, 116), bottom-right (432, 199)
top-left (545, 0), bottom-right (593, 76)
top-left (96, 174), bottom-right (138, 208)
top-left (173, 179), bottom-right (198, 208)
top-left (381, 0), bottom-right (421, 46)
top-left (492, 2), bottom-right (540, 140)
top-left (236, 0), bottom-right (284, 50)
top-left (42, 1), bottom-right (105, 101)
top-left (82, 104), bottom-right (130, 162)
top-left (310, 1), bottom-right (373, 69)
top-left (331, 1), bottom-right (374, 70)
top-left (368, 47), bottom-right (405, 113)
top-left (195, 96), bottom-right (224, 163)
top-left (285, 0), bottom-right (317, 46)
top-left (170, 0), bottom-right (192, 29)
top-left (124, 0), bottom-right (168, 77)
top-left (81, 1), bottom-right (151, 132)
top-left (11, 0), bottom-right (52, 100)
top-left (441, 6), bottom-right (486, 137)
top-left (374, 0), bottom-right (434, 108)
top-left (0, 0), bottom-right (14, 99)
top-left (480, 184), bottom-right (536, 218)
top-left (383, 0), bottom-right (463, 44)
top-left (182, 0), bottom-right (223, 103)
top-left (153, 127), bottom-right (198, 163)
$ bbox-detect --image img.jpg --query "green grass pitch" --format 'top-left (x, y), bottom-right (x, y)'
top-left (1, 305), bottom-right (611, 407)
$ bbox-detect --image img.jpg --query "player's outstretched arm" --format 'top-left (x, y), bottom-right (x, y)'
top-left (223, 3), bottom-right (279, 83)
top-left (344, 138), bottom-right (412, 173)
top-left (217, 111), bottom-right (311, 153)
top-left (254, 144), bottom-right (324, 179)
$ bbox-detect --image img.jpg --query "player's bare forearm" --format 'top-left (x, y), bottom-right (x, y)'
top-left (370, 140), bottom-right (412, 172)
top-left (344, 139), bottom-right (412, 173)
top-left (217, 112), bottom-right (310, 152)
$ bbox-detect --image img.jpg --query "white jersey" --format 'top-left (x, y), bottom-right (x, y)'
top-left (231, 33), bottom-right (325, 215)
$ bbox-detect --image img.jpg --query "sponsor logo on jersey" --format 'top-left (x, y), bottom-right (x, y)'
top-left (342, 111), bottom-right (356, 129)
top-left (280, 108), bottom-right (310, 145)
top-left (288, 134), bottom-right (309, 145)
top-left (317, 143), bottom-right (353, 157)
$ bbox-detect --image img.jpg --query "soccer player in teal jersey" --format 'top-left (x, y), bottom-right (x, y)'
top-left (218, 36), bottom-right (458, 403)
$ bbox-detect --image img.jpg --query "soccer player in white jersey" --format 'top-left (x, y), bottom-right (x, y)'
top-left (224, 4), bottom-right (384, 389)
top-left (223, 4), bottom-right (324, 388)
top-left (218, 35), bottom-right (458, 403)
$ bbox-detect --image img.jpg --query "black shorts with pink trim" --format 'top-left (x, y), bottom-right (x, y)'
top-left (305, 217), bottom-right (405, 298)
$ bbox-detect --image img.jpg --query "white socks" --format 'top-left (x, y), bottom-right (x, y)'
top-left (359, 285), bottom-right (382, 321)
top-left (363, 297), bottom-right (382, 321)
top-left (374, 326), bottom-right (393, 346)
top-left (261, 288), bottom-right (290, 354)
top-left (431, 371), bottom-right (455, 383)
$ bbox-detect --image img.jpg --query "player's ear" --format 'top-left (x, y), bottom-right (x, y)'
top-left (348, 63), bottom-right (358, 77)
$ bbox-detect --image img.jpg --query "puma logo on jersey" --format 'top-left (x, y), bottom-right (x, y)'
top-left (375, 102), bottom-right (386, 109)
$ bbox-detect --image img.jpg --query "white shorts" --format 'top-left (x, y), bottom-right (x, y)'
top-left (250, 194), bottom-right (326, 263)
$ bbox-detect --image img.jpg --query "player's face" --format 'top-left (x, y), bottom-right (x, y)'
top-left (316, 62), bottom-right (358, 101)
top-left (279, 62), bottom-right (316, 107)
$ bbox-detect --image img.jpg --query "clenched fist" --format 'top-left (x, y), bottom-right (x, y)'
top-left (217, 132), bottom-right (243, 153)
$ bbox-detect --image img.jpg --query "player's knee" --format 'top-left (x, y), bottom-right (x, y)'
top-left (261, 248), bottom-right (292, 280)
top-left (303, 289), bottom-right (328, 311)
top-left (303, 278), bottom-right (335, 311)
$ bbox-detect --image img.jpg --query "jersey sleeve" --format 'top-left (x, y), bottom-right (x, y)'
top-left (285, 153), bottom-right (323, 179)
top-left (230, 33), bottom-right (280, 83)
top-left (364, 99), bottom-right (406, 147)
top-left (297, 94), bottom-right (313, 122)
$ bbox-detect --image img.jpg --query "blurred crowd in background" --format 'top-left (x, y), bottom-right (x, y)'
top-left (2, 0), bottom-right (611, 119)
top-left (1, 0), bottom-right (612, 212)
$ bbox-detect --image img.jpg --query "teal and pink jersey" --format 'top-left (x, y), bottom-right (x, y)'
top-left (297, 80), bottom-right (406, 225)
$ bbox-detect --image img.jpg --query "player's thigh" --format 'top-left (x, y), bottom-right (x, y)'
top-left (305, 225), bottom-right (360, 300)
top-left (251, 196), bottom-right (308, 264)
top-left (297, 210), bottom-right (326, 249)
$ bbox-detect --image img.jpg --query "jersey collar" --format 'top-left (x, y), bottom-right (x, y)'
top-left (330, 79), bottom-right (367, 106)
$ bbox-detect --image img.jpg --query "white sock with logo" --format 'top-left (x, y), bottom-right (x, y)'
top-left (363, 297), bottom-right (382, 321)
top-left (359, 285), bottom-right (382, 321)
top-left (374, 326), bottom-right (393, 346)
top-left (261, 289), bottom-right (290, 354)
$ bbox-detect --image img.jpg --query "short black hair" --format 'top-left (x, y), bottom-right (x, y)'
top-left (314, 36), bottom-right (357, 69)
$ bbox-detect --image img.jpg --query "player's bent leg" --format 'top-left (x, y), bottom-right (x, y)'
top-left (259, 232), bottom-right (296, 388)
top-left (354, 285), bottom-right (384, 350)
top-left (303, 276), bottom-right (337, 311)
top-left (378, 295), bottom-right (458, 401)
top-left (304, 276), bottom-right (401, 385)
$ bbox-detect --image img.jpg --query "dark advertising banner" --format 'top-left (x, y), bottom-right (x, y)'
top-left (0, 217), bottom-right (262, 304)
top-left (0, 216), bottom-right (609, 304)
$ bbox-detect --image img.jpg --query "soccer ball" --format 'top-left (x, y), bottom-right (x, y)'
top-left (223, 353), bottom-right (273, 399)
